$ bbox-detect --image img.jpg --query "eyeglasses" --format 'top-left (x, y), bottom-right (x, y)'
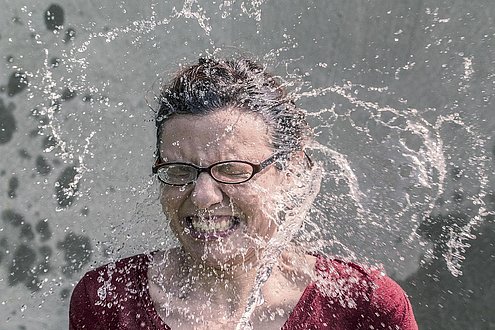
top-left (152, 153), bottom-right (284, 186)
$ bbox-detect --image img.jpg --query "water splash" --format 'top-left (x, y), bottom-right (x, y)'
top-left (2, 2), bottom-right (493, 329)
top-left (236, 163), bottom-right (322, 329)
top-left (26, 6), bottom-right (488, 276)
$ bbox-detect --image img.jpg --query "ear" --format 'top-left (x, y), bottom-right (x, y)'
top-left (285, 151), bottom-right (309, 174)
top-left (291, 151), bottom-right (307, 165)
top-left (279, 155), bottom-right (322, 216)
top-left (280, 151), bottom-right (306, 185)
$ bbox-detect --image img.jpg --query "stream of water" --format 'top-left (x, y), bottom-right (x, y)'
top-left (0, 1), bottom-right (493, 329)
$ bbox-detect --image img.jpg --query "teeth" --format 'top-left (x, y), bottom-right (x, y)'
top-left (190, 217), bottom-right (234, 233)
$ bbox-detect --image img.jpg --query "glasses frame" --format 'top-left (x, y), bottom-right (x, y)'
top-left (152, 153), bottom-right (284, 186)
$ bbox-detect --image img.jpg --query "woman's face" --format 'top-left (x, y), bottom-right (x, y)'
top-left (159, 107), bottom-right (290, 269)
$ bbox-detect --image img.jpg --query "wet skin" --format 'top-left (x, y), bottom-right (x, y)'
top-left (148, 107), bottom-right (316, 329)
top-left (158, 107), bottom-right (287, 269)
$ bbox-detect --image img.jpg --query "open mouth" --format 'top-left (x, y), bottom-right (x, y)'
top-left (185, 215), bottom-right (241, 240)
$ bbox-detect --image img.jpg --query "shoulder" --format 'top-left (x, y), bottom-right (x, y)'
top-left (72, 252), bottom-right (152, 301)
top-left (300, 257), bottom-right (418, 329)
top-left (315, 257), bottom-right (409, 298)
top-left (363, 267), bottom-right (418, 330)
top-left (81, 253), bottom-right (151, 283)
top-left (69, 253), bottom-right (155, 329)
top-left (73, 253), bottom-right (151, 299)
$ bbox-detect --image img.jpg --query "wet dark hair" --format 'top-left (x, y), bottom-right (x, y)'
top-left (154, 57), bottom-right (310, 159)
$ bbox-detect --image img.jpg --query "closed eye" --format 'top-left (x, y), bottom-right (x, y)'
top-left (162, 165), bottom-right (194, 177)
top-left (213, 163), bottom-right (252, 178)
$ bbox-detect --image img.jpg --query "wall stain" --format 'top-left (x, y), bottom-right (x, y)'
top-left (2, 209), bottom-right (24, 227)
top-left (1, 209), bottom-right (54, 292)
top-left (55, 166), bottom-right (79, 207)
top-left (8, 176), bottom-right (19, 198)
top-left (0, 237), bottom-right (7, 265)
top-left (18, 149), bottom-right (31, 159)
top-left (7, 71), bottom-right (28, 97)
top-left (50, 57), bottom-right (60, 68)
top-left (61, 87), bottom-right (77, 101)
top-left (0, 98), bottom-right (16, 144)
top-left (42, 135), bottom-right (56, 151)
top-left (63, 27), bottom-right (76, 43)
top-left (44, 4), bottom-right (64, 32)
top-left (35, 219), bottom-right (52, 242)
top-left (57, 232), bottom-right (92, 277)
top-left (8, 244), bottom-right (36, 287)
top-left (20, 223), bottom-right (35, 240)
top-left (35, 155), bottom-right (52, 176)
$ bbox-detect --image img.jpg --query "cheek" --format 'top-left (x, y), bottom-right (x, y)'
top-left (224, 184), bottom-right (279, 221)
top-left (159, 188), bottom-right (185, 216)
top-left (223, 185), bottom-right (260, 208)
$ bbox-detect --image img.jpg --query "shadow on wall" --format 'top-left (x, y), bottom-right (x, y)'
top-left (1, 14), bottom-right (91, 296)
top-left (400, 192), bottom-right (495, 330)
top-left (0, 209), bottom-right (92, 295)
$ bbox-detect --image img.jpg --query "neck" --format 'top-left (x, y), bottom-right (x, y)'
top-left (149, 246), bottom-right (316, 325)
top-left (176, 249), bottom-right (263, 310)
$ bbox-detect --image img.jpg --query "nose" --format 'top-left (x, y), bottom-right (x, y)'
top-left (190, 172), bottom-right (224, 209)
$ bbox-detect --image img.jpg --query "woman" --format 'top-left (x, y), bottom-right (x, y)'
top-left (70, 57), bottom-right (418, 329)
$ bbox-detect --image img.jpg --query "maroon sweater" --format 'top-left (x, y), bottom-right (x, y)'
top-left (70, 254), bottom-right (418, 329)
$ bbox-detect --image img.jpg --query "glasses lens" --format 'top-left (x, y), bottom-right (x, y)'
top-left (157, 164), bottom-right (196, 185)
top-left (211, 161), bottom-right (254, 183)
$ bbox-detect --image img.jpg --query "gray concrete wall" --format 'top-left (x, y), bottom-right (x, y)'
top-left (0, 0), bottom-right (493, 329)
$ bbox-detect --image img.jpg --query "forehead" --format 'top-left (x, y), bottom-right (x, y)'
top-left (159, 107), bottom-right (273, 163)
